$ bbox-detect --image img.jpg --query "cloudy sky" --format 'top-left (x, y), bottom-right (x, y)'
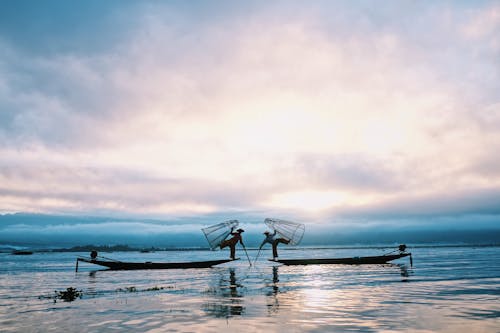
top-left (1, 0), bottom-right (499, 240)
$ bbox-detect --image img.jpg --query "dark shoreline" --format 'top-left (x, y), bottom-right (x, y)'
top-left (1, 242), bottom-right (499, 254)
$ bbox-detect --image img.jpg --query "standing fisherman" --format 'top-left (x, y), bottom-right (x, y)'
top-left (259, 230), bottom-right (290, 260)
top-left (220, 227), bottom-right (245, 260)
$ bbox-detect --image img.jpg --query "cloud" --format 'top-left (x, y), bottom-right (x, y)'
top-left (330, 188), bottom-right (500, 220)
top-left (0, 1), bottom-right (499, 221)
top-left (461, 3), bottom-right (500, 40)
top-left (0, 162), bottom-right (268, 216)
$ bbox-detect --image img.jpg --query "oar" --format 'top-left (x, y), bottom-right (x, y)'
top-left (241, 244), bottom-right (252, 266)
top-left (253, 246), bottom-right (263, 265)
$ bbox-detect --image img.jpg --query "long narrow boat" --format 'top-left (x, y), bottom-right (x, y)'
top-left (76, 257), bottom-right (237, 271)
top-left (269, 252), bottom-right (411, 265)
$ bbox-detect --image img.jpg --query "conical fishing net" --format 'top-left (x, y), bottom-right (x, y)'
top-left (264, 218), bottom-right (305, 246)
top-left (202, 220), bottom-right (239, 250)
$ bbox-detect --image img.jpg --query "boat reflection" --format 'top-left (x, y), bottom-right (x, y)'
top-left (202, 268), bottom-right (245, 318)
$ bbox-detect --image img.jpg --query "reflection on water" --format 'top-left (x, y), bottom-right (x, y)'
top-left (399, 264), bottom-right (410, 282)
top-left (0, 246), bottom-right (499, 332)
top-left (202, 268), bottom-right (245, 317)
top-left (86, 270), bottom-right (98, 296)
top-left (266, 266), bottom-right (280, 314)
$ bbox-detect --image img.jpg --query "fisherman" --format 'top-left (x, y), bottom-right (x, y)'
top-left (220, 227), bottom-right (245, 260)
top-left (259, 229), bottom-right (290, 260)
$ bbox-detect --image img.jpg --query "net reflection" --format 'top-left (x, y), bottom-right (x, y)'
top-left (202, 268), bottom-right (245, 318)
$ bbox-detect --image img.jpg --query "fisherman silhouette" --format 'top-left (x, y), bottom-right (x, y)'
top-left (259, 230), bottom-right (290, 260)
top-left (220, 227), bottom-right (245, 260)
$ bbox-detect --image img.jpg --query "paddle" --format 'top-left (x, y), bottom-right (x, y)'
top-left (253, 246), bottom-right (263, 265)
top-left (241, 243), bottom-right (252, 266)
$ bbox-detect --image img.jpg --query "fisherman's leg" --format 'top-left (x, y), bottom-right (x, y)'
top-left (230, 245), bottom-right (236, 260)
top-left (278, 238), bottom-right (290, 245)
top-left (272, 241), bottom-right (278, 259)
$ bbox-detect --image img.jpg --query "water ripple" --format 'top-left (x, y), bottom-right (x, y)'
top-left (0, 246), bottom-right (499, 332)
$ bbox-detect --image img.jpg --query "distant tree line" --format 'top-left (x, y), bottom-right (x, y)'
top-left (51, 244), bottom-right (211, 252)
top-left (53, 244), bottom-right (140, 252)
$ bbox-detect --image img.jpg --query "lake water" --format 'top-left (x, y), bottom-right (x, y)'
top-left (0, 245), bottom-right (499, 332)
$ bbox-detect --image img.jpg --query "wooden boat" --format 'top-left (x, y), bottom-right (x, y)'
top-left (269, 252), bottom-right (411, 265)
top-left (76, 257), bottom-right (237, 271)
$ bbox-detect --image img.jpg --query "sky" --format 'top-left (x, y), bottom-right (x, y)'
top-left (0, 1), bottom-right (499, 246)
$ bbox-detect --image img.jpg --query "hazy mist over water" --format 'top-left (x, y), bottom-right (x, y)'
top-left (1, 213), bottom-right (499, 249)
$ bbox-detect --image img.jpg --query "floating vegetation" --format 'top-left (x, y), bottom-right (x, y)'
top-left (116, 285), bottom-right (174, 293)
top-left (125, 286), bottom-right (137, 292)
top-left (38, 285), bottom-right (174, 302)
top-left (39, 287), bottom-right (83, 302)
top-left (144, 286), bottom-right (164, 291)
top-left (57, 287), bottom-right (83, 301)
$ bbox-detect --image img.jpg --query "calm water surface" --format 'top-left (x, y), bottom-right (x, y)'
top-left (0, 246), bottom-right (499, 332)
